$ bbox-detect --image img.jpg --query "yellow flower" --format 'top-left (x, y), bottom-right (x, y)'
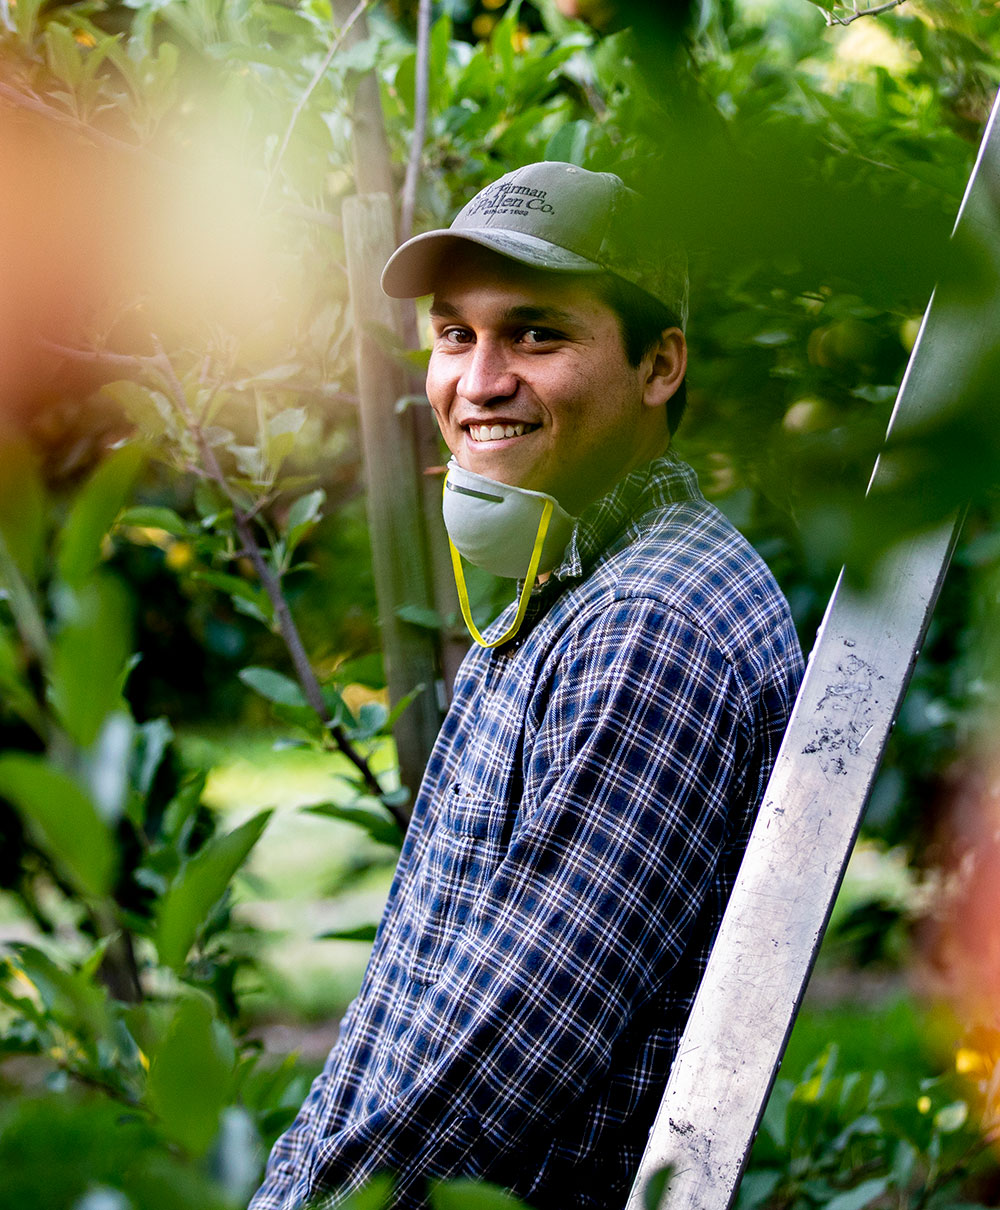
top-left (917, 1095), bottom-right (931, 1114)
top-left (955, 1047), bottom-right (990, 1078)
top-left (165, 540), bottom-right (194, 572)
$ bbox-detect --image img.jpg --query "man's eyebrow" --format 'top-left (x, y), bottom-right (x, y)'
top-left (429, 300), bottom-right (461, 319)
top-left (428, 301), bottom-right (580, 325)
top-left (503, 304), bottom-right (578, 326)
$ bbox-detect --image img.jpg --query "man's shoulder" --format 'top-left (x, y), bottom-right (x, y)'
top-left (589, 493), bottom-right (797, 664)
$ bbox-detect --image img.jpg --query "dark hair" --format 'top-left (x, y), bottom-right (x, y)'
top-left (591, 272), bottom-right (688, 436)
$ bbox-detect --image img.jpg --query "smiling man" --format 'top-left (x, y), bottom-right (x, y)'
top-left (250, 162), bottom-right (803, 1210)
top-left (425, 247), bottom-right (685, 515)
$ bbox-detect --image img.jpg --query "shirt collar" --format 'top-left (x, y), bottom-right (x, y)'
top-left (551, 452), bottom-right (704, 582)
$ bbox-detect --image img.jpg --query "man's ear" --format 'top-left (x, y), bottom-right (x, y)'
top-left (642, 328), bottom-right (687, 409)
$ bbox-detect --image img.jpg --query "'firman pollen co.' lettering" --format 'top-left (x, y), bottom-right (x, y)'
top-left (469, 184), bottom-right (555, 217)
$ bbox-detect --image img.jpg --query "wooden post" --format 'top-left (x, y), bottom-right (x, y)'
top-left (334, 0), bottom-right (467, 704)
top-left (628, 85), bottom-right (1000, 1210)
top-left (343, 193), bottom-right (443, 805)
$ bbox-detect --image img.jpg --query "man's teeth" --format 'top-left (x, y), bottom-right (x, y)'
top-left (470, 423), bottom-right (529, 442)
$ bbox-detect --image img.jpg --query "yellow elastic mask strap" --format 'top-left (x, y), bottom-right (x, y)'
top-left (448, 497), bottom-right (554, 648)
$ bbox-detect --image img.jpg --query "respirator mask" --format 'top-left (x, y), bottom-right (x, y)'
top-left (442, 458), bottom-right (577, 647)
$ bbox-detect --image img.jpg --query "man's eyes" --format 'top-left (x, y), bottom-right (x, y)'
top-left (518, 327), bottom-right (562, 345)
top-left (434, 325), bottom-right (565, 346)
top-left (438, 326), bottom-right (474, 344)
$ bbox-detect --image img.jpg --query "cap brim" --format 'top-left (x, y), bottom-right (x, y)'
top-left (380, 228), bottom-right (602, 298)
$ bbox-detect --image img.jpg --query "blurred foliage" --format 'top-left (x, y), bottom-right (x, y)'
top-left (4, 0), bottom-right (1000, 1205)
top-left (0, 443), bottom-right (305, 1207)
top-left (739, 1046), bottom-right (1000, 1209)
top-left (0, 441), bottom-right (409, 1206)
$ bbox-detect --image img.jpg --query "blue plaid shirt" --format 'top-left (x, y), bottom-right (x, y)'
top-left (251, 454), bottom-right (803, 1210)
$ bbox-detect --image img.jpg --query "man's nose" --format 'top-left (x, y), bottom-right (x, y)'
top-left (457, 340), bottom-right (518, 406)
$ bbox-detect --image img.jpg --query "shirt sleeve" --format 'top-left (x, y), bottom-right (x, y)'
top-left (253, 599), bottom-right (748, 1210)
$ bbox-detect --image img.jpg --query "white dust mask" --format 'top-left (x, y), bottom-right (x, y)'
top-left (442, 458), bottom-right (577, 647)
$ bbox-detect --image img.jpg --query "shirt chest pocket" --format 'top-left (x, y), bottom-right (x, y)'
top-left (404, 788), bottom-right (511, 986)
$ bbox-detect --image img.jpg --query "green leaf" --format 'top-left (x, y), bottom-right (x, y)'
top-left (13, 0), bottom-right (45, 39)
top-left (0, 441), bottom-right (46, 587)
top-left (545, 119), bottom-right (592, 166)
top-left (305, 802), bottom-right (401, 849)
top-left (0, 440), bottom-right (46, 590)
top-left (212, 1105), bottom-right (260, 1203)
top-left (239, 666), bottom-right (307, 708)
top-left (8, 942), bottom-right (110, 1036)
top-left (385, 683), bottom-right (425, 731)
top-left (430, 1179), bottom-right (531, 1210)
top-left (339, 34), bottom-right (379, 75)
top-left (48, 575), bottom-right (132, 748)
top-left (194, 480), bottom-right (228, 523)
top-left (316, 923), bottom-right (378, 943)
top-left (191, 569), bottom-right (261, 604)
top-left (336, 1175), bottom-right (394, 1210)
top-left (201, 426), bottom-right (235, 447)
top-left (155, 810), bottom-right (271, 970)
top-left (231, 444), bottom-right (265, 480)
top-left (193, 569), bottom-right (273, 627)
top-left (85, 712), bottom-right (136, 825)
top-left (133, 718), bottom-right (175, 801)
top-left (318, 681), bottom-right (351, 721)
top-left (933, 1100), bottom-right (969, 1133)
top-left (117, 506), bottom-right (191, 537)
top-left (233, 364), bottom-right (304, 389)
top-left (427, 9), bottom-right (452, 110)
top-left (348, 701), bottom-right (388, 740)
top-left (285, 489), bottom-right (326, 555)
top-left (147, 996), bottom-right (233, 1155)
top-left (232, 595), bottom-right (274, 626)
top-left (491, 1), bottom-right (521, 84)
top-left (162, 770), bottom-right (209, 845)
top-left (265, 408), bottom-right (307, 469)
top-left (381, 787), bottom-right (411, 810)
top-left (396, 604), bottom-right (444, 630)
top-left (0, 755), bottom-right (114, 898)
top-left (270, 701), bottom-right (327, 738)
top-left (44, 23), bottom-right (84, 88)
top-left (0, 625), bottom-right (45, 736)
top-left (267, 407), bottom-right (307, 438)
top-left (824, 1177), bottom-right (892, 1210)
top-left (735, 1170), bottom-right (781, 1210)
top-left (335, 654), bottom-right (386, 689)
top-left (642, 1166), bottom-right (673, 1210)
top-left (56, 444), bottom-right (146, 589)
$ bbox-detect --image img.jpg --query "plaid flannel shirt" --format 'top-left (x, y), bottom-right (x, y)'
top-left (250, 454), bottom-right (803, 1210)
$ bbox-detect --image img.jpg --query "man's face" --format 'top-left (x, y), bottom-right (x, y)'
top-left (426, 247), bottom-right (671, 515)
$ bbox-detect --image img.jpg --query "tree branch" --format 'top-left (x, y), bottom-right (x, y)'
top-left (282, 201), bottom-right (342, 231)
top-left (39, 337), bottom-right (404, 830)
top-left (823, 0), bottom-right (908, 26)
top-left (148, 343), bottom-right (398, 820)
top-left (0, 80), bottom-right (169, 166)
top-left (263, 0), bottom-right (371, 205)
top-left (400, 0), bottom-right (432, 242)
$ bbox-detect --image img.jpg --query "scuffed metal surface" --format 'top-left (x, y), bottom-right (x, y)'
top-left (801, 650), bottom-right (885, 776)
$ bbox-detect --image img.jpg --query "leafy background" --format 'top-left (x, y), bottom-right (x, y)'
top-left (3, 0), bottom-right (1000, 1206)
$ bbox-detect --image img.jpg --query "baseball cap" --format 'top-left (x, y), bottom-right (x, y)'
top-left (380, 160), bottom-right (689, 329)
